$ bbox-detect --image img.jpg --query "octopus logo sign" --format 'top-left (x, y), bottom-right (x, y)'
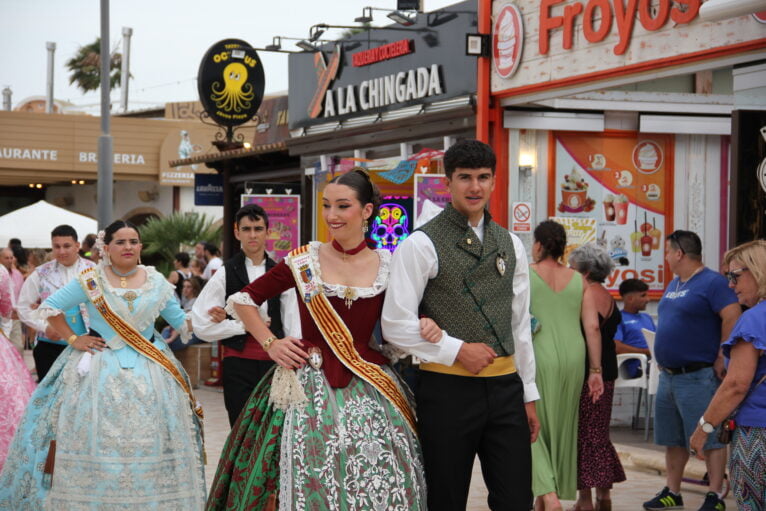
top-left (198, 39), bottom-right (265, 127)
top-left (493, 3), bottom-right (524, 79)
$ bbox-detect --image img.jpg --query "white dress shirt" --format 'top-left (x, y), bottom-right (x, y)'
top-left (381, 217), bottom-right (539, 402)
top-left (201, 256), bottom-right (223, 281)
top-left (17, 261), bottom-right (82, 334)
top-left (192, 256), bottom-right (300, 341)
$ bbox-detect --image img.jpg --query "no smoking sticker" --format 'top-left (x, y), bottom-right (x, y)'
top-left (512, 202), bottom-right (532, 232)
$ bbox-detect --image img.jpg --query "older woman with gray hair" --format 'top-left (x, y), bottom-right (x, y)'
top-left (567, 243), bottom-right (625, 511)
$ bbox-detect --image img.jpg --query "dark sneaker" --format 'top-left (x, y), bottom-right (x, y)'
top-left (697, 492), bottom-right (725, 511)
top-left (644, 487), bottom-right (684, 510)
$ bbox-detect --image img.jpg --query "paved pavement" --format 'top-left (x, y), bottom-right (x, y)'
top-left (197, 387), bottom-right (735, 511)
top-left (21, 352), bottom-right (736, 510)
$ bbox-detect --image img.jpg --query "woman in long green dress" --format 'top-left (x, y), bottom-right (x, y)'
top-left (529, 220), bottom-right (604, 511)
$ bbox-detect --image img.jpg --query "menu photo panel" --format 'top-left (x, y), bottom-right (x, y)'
top-left (549, 131), bottom-right (674, 297)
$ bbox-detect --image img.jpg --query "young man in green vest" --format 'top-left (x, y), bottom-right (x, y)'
top-left (382, 139), bottom-right (540, 511)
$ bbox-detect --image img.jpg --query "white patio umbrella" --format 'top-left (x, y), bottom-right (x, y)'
top-left (0, 200), bottom-right (98, 248)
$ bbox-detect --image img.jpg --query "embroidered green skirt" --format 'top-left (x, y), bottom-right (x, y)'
top-left (206, 365), bottom-right (426, 510)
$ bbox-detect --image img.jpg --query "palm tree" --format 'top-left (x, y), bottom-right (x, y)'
top-left (139, 212), bottom-right (222, 276)
top-left (66, 38), bottom-right (123, 93)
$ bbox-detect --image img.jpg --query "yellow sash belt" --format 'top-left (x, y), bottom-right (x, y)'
top-left (420, 354), bottom-right (516, 377)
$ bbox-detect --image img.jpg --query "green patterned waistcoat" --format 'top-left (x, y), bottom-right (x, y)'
top-left (419, 203), bottom-right (517, 356)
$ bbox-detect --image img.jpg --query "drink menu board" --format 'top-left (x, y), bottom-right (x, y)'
top-left (241, 194), bottom-right (301, 262)
top-left (549, 132), bottom-right (673, 296)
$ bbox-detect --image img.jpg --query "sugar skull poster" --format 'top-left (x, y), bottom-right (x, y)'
top-left (370, 197), bottom-right (413, 253)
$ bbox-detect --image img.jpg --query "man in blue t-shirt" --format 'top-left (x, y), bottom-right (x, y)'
top-left (615, 279), bottom-right (654, 378)
top-left (643, 231), bottom-right (740, 511)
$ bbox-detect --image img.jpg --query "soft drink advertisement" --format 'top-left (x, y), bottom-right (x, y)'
top-left (551, 132), bottom-right (673, 296)
top-left (241, 194), bottom-right (300, 262)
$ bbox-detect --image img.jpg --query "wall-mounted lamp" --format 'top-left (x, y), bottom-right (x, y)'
top-left (355, 7), bottom-right (375, 23)
top-left (465, 33), bottom-right (490, 57)
top-left (296, 40), bottom-right (319, 52)
top-left (355, 6), bottom-right (420, 25)
top-left (264, 36), bottom-right (283, 51)
top-left (519, 152), bottom-right (535, 176)
top-left (387, 10), bottom-right (417, 26)
top-left (699, 0), bottom-right (765, 21)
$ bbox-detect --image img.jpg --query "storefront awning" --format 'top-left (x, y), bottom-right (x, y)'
top-left (168, 141), bottom-right (287, 168)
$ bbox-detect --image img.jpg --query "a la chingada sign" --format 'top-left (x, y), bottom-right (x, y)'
top-left (198, 39), bottom-right (265, 127)
top-left (241, 194), bottom-right (300, 262)
top-left (288, 0), bottom-right (478, 130)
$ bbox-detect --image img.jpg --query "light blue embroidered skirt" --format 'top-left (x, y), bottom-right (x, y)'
top-left (0, 345), bottom-right (205, 510)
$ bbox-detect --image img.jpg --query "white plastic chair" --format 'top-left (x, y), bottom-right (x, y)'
top-left (642, 328), bottom-right (659, 395)
top-left (641, 328), bottom-right (659, 440)
top-left (615, 353), bottom-right (649, 433)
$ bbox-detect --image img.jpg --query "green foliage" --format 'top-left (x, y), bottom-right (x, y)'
top-left (139, 212), bottom-right (222, 275)
top-left (66, 38), bottom-right (124, 93)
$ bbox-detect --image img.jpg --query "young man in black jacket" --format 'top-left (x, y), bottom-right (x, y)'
top-left (191, 204), bottom-right (300, 425)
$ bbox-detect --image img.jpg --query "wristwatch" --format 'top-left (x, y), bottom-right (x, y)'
top-left (699, 416), bottom-right (715, 434)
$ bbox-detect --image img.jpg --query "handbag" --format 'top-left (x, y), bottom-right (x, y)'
top-left (718, 372), bottom-right (766, 444)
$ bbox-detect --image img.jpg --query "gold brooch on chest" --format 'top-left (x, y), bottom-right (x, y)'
top-left (122, 290), bottom-right (138, 312)
top-left (496, 254), bottom-right (506, 276)
top-left (342, 287), bottom-right (358, 309)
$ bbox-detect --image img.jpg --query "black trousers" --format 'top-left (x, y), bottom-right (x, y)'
top-left (416, 370), bottom-right (532, 511)
top-left (222, 356), bottom-right (275, 426)
top-left (32, 340), bottom-right (67, 382)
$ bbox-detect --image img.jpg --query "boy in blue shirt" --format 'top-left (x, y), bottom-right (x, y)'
top-left (615, 279), bottom-right (654, 378)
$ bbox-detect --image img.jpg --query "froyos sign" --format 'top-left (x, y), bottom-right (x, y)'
top-left (539, 0), bottom-right (700, 55)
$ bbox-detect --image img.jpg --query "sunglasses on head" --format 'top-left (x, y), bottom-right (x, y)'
top-left (668, 232), bottom-right (687, 255)
top-left (725, 267), bottom-right (749, 285)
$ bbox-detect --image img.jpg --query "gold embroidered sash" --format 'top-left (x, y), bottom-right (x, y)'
top-left (287, 244), bottom-right (417, 433)
top-left (78, 267), bottom-right (204, 420)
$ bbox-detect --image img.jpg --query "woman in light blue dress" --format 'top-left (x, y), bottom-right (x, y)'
top-left (0, 221), bottom-right (205, 511)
